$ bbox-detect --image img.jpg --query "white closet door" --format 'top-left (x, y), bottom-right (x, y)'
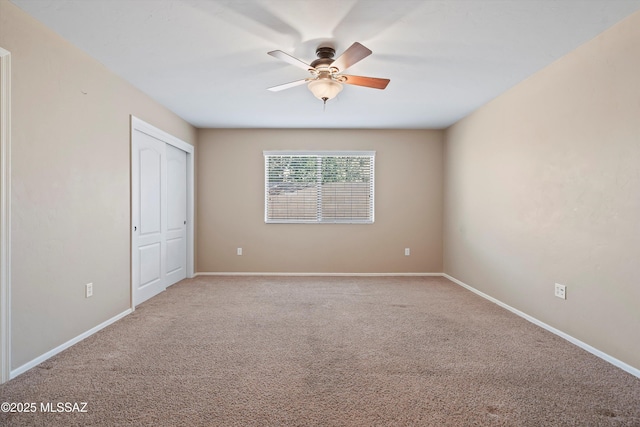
top-left (165, 144), bottom-right (187, 286)
top-left (132, 131), bottom-right (188, 306)
top-left (132, 131), bottom-right (166, 305)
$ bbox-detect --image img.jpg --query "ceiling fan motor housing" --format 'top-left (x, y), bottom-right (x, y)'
top-left (311, 46), bottom-right (337, 70)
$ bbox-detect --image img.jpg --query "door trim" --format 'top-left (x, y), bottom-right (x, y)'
top-left (0, 47), bottom-right (12, 384)
top-left (130, 116), bottom-right (194, 309)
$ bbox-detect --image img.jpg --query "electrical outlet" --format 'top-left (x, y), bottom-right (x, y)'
top-left (237, 248), bottom-right (243, 256)
top-left (404, 248), bottom-right (410, 256)
top-left (85, 283), bottom-right (93, 298)
top-left (554, 283), bottom-right (566, 300)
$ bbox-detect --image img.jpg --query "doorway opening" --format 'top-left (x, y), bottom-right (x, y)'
top-left (0, 47), bottom-right (12, 384)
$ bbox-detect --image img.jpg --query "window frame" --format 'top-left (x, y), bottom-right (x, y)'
top-left (264, 150), bottom-right (375, 224)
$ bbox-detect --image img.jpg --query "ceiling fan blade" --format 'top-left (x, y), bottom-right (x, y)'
top-left (267, 79), bottom-right (310, 92)
top-left (330, 42), bottom-right (372, 72)
top-left (340, 75), bottom-right (390, 90)
top-left (268, 50), bottom-right (315, 71)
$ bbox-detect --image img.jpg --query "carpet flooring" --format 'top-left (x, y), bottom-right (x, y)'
top-left (0, 275), bottom-right (639, 426)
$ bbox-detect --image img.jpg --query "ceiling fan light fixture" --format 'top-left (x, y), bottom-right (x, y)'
top-left (307, 79), bottom-right (343, 103)
top-left (268, 42), bottom-right (389, 104)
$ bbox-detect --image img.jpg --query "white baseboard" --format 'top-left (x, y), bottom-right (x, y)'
top-left (195, 272), bottom-right (444, 277)
top-left (10, 308), bottom-right (132, 379)
top-left (442, 274), bottom-right (640, 379)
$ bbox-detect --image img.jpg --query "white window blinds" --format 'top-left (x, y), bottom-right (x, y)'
top-left (264, 151), bottom-right (375, 223)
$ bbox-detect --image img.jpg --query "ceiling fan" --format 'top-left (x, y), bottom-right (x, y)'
top-left (267, 42), bottom-right (390, 105)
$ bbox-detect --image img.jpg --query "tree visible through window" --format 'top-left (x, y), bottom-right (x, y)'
top-left (264, 151), bottom-right (375, 223)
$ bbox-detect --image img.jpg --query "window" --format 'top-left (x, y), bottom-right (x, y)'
top-left (264, 151), bottom-right (375, 223)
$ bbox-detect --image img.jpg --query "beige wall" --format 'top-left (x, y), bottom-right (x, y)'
top-left (0, 2), bottom-right (196, 369)
top-left (444, 12), bottom-right (640, 369)
top-left (197, 129), bottom-right (443, 274)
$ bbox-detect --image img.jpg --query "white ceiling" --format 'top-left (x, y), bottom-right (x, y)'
top-left (11, 0), bottom-right (640, 129)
